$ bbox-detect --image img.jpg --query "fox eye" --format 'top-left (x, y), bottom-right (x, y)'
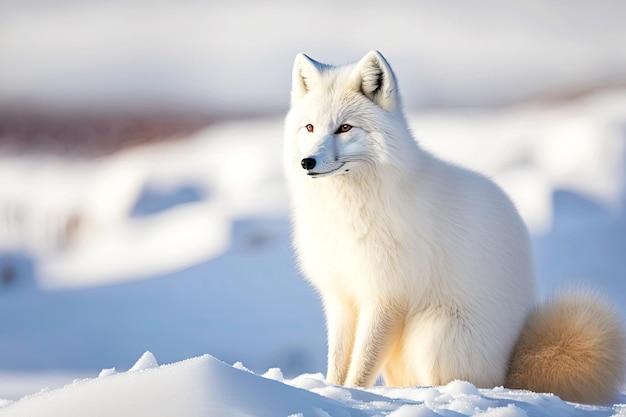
top-left (305, 124), bottom-right (314, 133)
top-left (336, 124), bottom-right (352, 133)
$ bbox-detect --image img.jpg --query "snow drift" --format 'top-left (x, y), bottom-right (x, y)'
top-left (2, 352), bottom-right (624, 417)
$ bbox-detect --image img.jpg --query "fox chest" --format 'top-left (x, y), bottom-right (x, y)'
top-left (294, 195), bottom-right (415, 296)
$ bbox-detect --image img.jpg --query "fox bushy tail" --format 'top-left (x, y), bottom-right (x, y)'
top-left (505, 289), bottom-right (625, 404)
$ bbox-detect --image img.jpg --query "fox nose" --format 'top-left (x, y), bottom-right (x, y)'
top-left (301, 158), bottom-right (316, 170)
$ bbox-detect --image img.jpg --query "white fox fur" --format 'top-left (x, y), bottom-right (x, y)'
top-left (283, 51), bottom-right (625, 404)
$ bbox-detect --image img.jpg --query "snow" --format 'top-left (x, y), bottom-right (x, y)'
top-left (0, 354), bottom-right (363, 417)
top-left (1, 352), bottom-right (624, 416)
top-left (1, 1), bottom-right (626, 415)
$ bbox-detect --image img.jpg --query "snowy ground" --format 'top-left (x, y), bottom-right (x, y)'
top-left (1, 1), bottom-right (626, 415)
top-left (2, 352), bottom-right (626, 416)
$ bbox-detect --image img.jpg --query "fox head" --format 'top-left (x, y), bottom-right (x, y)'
top-left (284, 51), bottom-right (412, 180)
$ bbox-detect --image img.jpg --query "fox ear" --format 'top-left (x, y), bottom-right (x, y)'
top-left (351, 51), bottom-right (398, 112)
top-left (291, 53), bottom-right (323, 102)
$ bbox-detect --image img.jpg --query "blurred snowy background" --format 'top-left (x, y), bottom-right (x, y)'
top-left (0, 0), bottom-right (625, 401)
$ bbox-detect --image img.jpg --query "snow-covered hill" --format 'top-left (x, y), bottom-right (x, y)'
top-left (2, 351), bottom-right (625, 416)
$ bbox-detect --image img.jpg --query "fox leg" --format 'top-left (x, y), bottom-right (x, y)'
top-left (324, 296), bottom-right (358, 385)
top-left (344, 304), bottom-right (403, 388)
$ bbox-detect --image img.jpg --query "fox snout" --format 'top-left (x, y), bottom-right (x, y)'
top-left (300, 154), bottom-right (347, 178)
top-left (299, 135), bottom-right (350, 177)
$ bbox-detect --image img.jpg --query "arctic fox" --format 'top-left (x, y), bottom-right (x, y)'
top-left (283, 51), bottom-right (625, 404)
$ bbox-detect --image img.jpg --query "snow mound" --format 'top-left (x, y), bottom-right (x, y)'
top-left (1, 352), bottom-right (623, 416)
top-left (0, 353), bottom-right (360, 417)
